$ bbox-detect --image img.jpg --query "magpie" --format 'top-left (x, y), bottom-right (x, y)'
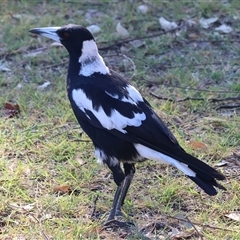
top-left (29, 24), bottom-right (226, 224)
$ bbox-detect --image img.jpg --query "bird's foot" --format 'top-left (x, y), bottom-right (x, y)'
top-left (104, 208), bottom-right (134, 229)
top-left (103, 219), bottom-right (135, 229)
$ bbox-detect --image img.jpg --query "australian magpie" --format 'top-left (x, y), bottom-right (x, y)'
top-left (29, 24), bottom-right (226, 224)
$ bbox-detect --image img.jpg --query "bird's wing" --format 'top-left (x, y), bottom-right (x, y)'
top-left (70, 71), bottom-right (182, 155)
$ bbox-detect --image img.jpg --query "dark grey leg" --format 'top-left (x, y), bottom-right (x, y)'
top-left (106, 185), bottom-right (122, 221)
top-left (105, 163), bottom-right (125, 222)
top-left (104, 163), bottom-right (135, 226)
top-left (116, 163), bottom-right (135, 216)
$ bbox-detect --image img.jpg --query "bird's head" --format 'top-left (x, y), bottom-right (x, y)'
top-left (29, 24), bottom-right (109, 76)
top-left (29, 24), bottom-right (94, 55)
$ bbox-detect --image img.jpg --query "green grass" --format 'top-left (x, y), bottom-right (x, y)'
top-left (1, 0), bottom-right (240, 239)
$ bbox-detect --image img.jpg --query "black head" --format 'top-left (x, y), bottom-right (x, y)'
top-left (29, 24), bottom-right (95, 54)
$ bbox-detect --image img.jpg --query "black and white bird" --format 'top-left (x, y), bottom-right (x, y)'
top-left (29, 24), bottom-right (225, 224)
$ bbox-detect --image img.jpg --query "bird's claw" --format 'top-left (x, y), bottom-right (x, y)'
top-left (103, 219), bottom-right (135, 229)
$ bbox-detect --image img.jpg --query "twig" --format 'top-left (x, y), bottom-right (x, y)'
top-left (150, 92), bottom-right (205, 103)
top-left (154, 61), bottom-right (226, 69)
top-left (216, 105), bottom-right (240, 110)
top-left (43, 60), bottom-right (68, 69)
top-left (149, 92), bottom-right (174, 102)
top-left (99, 27), bottom-right (180, 51)
top-left (185, 216), bottom-right (203, 240)
top-left (90, 195), bottom-right (99, 218)
top-left (122, 54), bottom-right (137, 79)
top-left (165, 214), bottom-right (235, 232)
top-left (150, 92), bottom-right (240, 104)
top-left (178, 97), bottom-right (205, 102)
top-left (210, 96), bottom-right (240, 102)
top-left (98, 28), bottom-right (240, 51)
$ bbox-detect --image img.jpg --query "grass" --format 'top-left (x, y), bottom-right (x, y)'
top-left (1, 0), bottom-right (240, 239)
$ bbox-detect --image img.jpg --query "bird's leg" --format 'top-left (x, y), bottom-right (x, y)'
top-left (105, 163), bottom-right (125, 222)
top-left (105, 184), bottom-right (122, 221)
top-left (115, 163), bottom-right (135, 217)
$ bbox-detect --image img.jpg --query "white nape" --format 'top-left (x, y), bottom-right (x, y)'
top-left (79, 40), bottom-right (109, 76)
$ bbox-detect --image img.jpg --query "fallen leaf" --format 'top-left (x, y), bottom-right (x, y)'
top-left (137, 5), bottom-right (149, 14)
top-left (215, 160), bottom-right (228, 167)
top-left (4, 102), bottom-right (20, 118)
top-left (8, 203), bottom-right (35, 212)
top-left (225, 212), bottom-right (240, 222)
top-left (215, 24), bottom-right (232, 33)
top-left (0, 61), bottom-right (11, 72)
top-left (37, 81), bottom-right (51, 91)
top-left (186, 19), bottom-right (196, 27)
top-left (50, 42), bottom-right (63, 47)
top-left (130, 39), bottom-right (145, 48)
top-left (41, 213), bottom-right (52, 220)
top-left (188, 141), bottom-right (207, 150)
top-left (171, 228), bottom-right (196, 239)
top-left (116, 22), bottom-right (130, 38)
top-left (22, 203), bottom-right (35, 211)
top-left (199, 17), bottom-right (218, 29)
top-left (16, 83), bottom-right (23, 89)
top-left (87, 24), bottom-right (101, 34)
top-left (187, 33), bottom-right (199, 40)
top-left (159, 17), bottom-right (178, 31)
top-left (53, 185), bottom-right (71, 194)
top-left (0, 66), bottom-right (11, 72)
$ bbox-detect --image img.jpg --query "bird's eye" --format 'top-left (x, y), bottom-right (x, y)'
top-left (63, 32), bottom-right (70, 39)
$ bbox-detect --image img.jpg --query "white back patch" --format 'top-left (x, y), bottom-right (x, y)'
top-left (134, 144), bottom-right (196, 177)
top-left (79, 40), bottom-right (109, 76)
top-left (72, 88), bottom-right (146, 133)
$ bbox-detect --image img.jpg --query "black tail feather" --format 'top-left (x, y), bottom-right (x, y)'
top-left (188, 176), bottom-right (226, 196)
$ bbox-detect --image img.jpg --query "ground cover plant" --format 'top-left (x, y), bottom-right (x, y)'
top-left (0, 0), bottom-right (240, 239)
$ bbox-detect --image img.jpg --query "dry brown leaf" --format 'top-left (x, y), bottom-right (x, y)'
top-left (188, 141), bottom-right (207, 150)
top-left (53, 185), bottom-right (71, 194)
top-left (4, 102), bottom-right (20, 118)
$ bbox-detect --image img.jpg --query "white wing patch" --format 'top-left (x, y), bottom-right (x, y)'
top-left (72, 88), bottom-right (146, 133)
top-left (134, 144), bottom-right (196, 177)
top-left (126, 85), bottom-right (144, 102)
top-left (79, 40), bottom-right (109, 76)
top-left (105, 84), bottom-right (144, 105)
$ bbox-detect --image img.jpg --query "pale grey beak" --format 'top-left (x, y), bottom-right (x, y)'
top-left (29, 27), bottom-right (61, 42)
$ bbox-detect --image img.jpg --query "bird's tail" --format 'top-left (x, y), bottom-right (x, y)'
top-left (134, 144), bottom-right (226, 195)
top-left (181, 151), bottom-right (226, 195)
